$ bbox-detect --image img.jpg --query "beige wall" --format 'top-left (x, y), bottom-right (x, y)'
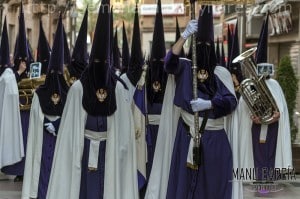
top-left (1, 1), bottom-right (70, 58)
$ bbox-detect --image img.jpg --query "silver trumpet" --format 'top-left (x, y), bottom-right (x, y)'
top-left (232, 47), bottom-right (279, 125)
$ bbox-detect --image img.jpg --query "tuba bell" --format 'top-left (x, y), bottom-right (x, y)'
top-left (18, 75), bottom-right (46, 110)
top-left (232, 47), bottom-right (279, 125)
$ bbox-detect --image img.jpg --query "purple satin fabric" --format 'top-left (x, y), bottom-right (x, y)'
top-left (37, 117), bottom-right (61, 199)
top-left (1, 110), bottom-right (29, 176)
top-left (251, 121), bottom-right (279, 181)
top-left (79, 115), bottom-right (107, 199)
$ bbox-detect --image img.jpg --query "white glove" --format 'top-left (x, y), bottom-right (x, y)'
top-left (190, 98), bottom-right (212, 112)
top-left (44, 122), bottom-right (57, 136)
top-left (181, 19), bottom-right (198, 40)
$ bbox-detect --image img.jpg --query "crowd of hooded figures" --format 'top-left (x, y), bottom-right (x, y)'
top-left (0, 0), bottom-right (293, 199)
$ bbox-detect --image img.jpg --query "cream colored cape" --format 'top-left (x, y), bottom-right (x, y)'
top-left (0, 68), bottom-right (24, 169)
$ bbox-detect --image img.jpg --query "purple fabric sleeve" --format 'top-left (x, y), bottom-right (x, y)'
top-left (211, 80), bottom-right (237, 118)
top-left (164, 50), bottom-right (182, 75)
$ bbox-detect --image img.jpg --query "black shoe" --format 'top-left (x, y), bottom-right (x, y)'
top-left (14, 175), bottom-right (23, 182)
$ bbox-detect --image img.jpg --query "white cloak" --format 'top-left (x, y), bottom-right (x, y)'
top-left (121, 74), bottom-right (147, 185)
top-left (0, 68), bottom-right (24, 169)
top-left (21, 93), bottom-right (60, 199)
top-left (46, 80), bottom-right (139, 199)
top-left (145, 65), bottom-right (242, 199)
top-left (238, 78), bottom-right (293, 171)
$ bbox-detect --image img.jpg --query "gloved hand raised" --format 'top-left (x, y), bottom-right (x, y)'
top-left (181, 19), bottom-right (198, 40)
top-left (190, 98), bottom-right (212, 112)
top-left (44, 122), bottom-right (57, 136)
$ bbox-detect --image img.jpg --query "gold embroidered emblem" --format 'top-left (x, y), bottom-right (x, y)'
top-left (96, 89), bottom-right (107, 102)
top-left (152, 81), bottom-right (161, 92)
top-left (197, 69), bottom-right (208, 82)
top-left (51, 93), bottom-right (60, 105)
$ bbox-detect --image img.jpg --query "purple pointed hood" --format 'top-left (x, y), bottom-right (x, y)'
top-left (229, 22), bottom-right (243, 83)
top-left (112, 28), bottom-right (121, 74)
top-left (121, 21), bottom-right (130, 74)
top-left (127, 4), bottom-right (144, 86)
top-left (220, 41), bottom-right (226, 67)
top-left (13, 2), bottom-right (33, 77)
top-left (147, 0), bottom-right (167, 104)
top-left (226, 24), bottom-right (233, 69)
top-left (256, 13), bottom-right (269, 64)
top-left (195, 5), bottom-right (217, 96)
top-left (67, 8), bottom-right (88, 81)
top-left (0, 17), bottom-right (11, 76)
top-left (37, 20), bottom-right (51, 75)
top-left (36, 14), bottom-right (69, 116)
top-left (80, 0), bottom-right (121, 116)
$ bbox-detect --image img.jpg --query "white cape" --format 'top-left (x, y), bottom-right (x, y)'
top-left (0, 68), bottom-right (24, 169)
top-left (145, 65), bottom-right (242, 199)
top-left (121, 74), bottom-right (147, 185)
top-left (238, 78), bottom-right (293, 171)
top-left (46, 80), bottom-right (138, 199)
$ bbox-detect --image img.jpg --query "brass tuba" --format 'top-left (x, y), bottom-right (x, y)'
top-left (18, 75), bottom-right (46, 111)
top-left (232, 47), bottom-right (278, 125)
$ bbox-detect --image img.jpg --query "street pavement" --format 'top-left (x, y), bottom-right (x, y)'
top-left (1, 172), bottom-right (300, 199)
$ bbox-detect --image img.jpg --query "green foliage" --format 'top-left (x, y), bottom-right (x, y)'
top-left (113, 4), bottom-right (135, 44)
top-left (76, 0), bottom-right (101, 40)
top-left (276, 56), bottom-right (299, 142)
top-left (76, 0), bottom-right (135, 45)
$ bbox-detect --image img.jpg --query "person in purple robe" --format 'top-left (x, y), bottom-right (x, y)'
top-left (45, 1), bottom-right (139, 198)
top-left (145, 5), bottom-right (238, 199)
top-left (253, 13), bottom-right (278, 182)
top-left (0, 16), bottom-right (25, 175)
top-left (21, 14), bottom-right (69, 199)
top-left (145, 0), bottom-right (168, 183)
top-left (238, 13), bottom-right (292, 185)
top-left (1, 2), bottom-right (34, 182)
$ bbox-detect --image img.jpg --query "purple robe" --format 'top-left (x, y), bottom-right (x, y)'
top-left (134, 88), bottom-right (163, 184)
top-left (1, 110), bottom-right (29, 175)
top-left (37, 117), bottom-right (61, 199)
top-left (146, 102), bottom-right (162, 179)
top-left (252, 122), bottom-right (279, 181)
top-left (79, 115), bottom-right (107, 199)
top-left (164, 51), bottom-right (236, 199)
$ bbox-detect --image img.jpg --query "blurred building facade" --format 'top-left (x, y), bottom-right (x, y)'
top-left (0, 0), bottom-right (75, 58)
